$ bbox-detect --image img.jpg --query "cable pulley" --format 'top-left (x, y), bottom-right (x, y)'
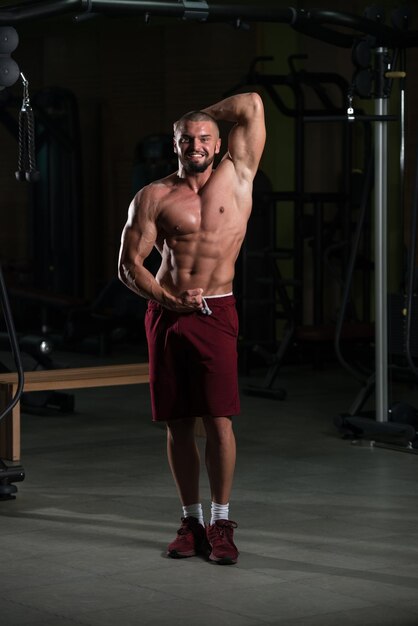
top-left (0, 25), bottom-right (19, 89)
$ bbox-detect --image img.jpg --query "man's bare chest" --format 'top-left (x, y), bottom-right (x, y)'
top-left (157, 189), bottom-right (236, 238)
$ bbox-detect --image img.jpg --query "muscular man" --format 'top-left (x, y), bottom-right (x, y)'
top-left (118, 92), bottom-right (265, 564)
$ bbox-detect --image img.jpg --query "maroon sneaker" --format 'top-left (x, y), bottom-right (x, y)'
top-left (167, 517), bottom-right (207, 558)
top-left (207, 519), bottom-right (239, 565)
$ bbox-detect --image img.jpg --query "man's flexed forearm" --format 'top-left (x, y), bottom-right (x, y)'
top-left (202, 92), bottom-right (264, 125)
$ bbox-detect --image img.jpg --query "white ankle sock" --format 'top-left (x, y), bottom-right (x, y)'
top-left (210, 501), bottom-right (229, 525)
top-left (182, 503), bottom-right (204, 526)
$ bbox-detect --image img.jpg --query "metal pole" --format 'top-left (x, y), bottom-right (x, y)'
top-left (374, 47), bottom-right (388, 423)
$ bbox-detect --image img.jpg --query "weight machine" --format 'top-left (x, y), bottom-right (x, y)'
top-left (226, 54), bottom-right (363, 397)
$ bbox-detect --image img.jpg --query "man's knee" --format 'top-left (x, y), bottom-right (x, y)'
top-left (203, 416), bottom-right (234, 444)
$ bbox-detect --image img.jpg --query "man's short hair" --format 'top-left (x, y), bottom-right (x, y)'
top-left (174, 111), bottom-right (219, 136)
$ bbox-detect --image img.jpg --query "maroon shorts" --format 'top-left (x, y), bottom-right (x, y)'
top-left (144, 295), bottom-right (240, 421)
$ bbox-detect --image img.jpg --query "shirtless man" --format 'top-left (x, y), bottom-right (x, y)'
top-left (118, 92), bottom-right (265, 564)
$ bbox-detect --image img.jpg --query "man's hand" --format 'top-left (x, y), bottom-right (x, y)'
top-left (181, 288), bottom-right (204, 310)
top-left (162, 288), bottom-right (205, 313)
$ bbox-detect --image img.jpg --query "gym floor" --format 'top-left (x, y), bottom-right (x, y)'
top-left (2, 346), bottom-right (418, 626)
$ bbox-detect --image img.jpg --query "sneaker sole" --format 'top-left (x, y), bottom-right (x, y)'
top-left (167, 549), bottom-right (196, 558)
top-left (209, 554), bottom-right (237, 565)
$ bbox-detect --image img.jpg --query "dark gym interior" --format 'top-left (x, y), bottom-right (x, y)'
top-left (1, 1), bottom-right (418, 624)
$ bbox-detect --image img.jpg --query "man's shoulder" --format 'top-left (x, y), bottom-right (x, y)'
top-left (142, 173), bottom-right (178, 197)
top-left (131, 174), bottom-right (178, 219)
top-left (135, 174), bottom-right (176, 201)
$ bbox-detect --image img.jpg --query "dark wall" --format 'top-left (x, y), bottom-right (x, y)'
top-left (0, 15), bottom-right (258, 299)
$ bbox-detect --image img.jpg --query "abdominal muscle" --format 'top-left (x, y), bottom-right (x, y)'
top-left (155, 231), bottom-right (243, 297)
top-left (152, 168), bottom-right (251, 297)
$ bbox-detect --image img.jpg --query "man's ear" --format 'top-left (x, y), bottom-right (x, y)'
top-left (215, 138), bottom-right (221, 154)
top-left (173, 138), bottom-right (178, 154)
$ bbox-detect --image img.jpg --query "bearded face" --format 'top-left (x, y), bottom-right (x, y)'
top-left (174, 120), bottom-right (221, 175)
top-left (182, 151), bottom-right (216, 174)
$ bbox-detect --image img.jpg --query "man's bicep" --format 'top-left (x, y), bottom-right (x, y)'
top-left (120, 195), bottom-right (158, 267)
top-left (124, 220), bottom-right (157, 269)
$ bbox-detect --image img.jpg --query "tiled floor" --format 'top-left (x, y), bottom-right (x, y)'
top-left (2, 347), bottom-right (418, 625)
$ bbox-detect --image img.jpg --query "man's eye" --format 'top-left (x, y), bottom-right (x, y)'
top-left (180, 137), bottom-right (190, 143)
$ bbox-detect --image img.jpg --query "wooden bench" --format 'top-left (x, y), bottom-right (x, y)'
top-left (0, 363), bottom-right (149, 462)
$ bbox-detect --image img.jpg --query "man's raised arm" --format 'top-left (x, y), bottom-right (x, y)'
top-left (202, 92), bottom-right (266, 180)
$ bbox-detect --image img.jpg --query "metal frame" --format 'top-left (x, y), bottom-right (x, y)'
top-left (0, 2), bottom-right (416, 49)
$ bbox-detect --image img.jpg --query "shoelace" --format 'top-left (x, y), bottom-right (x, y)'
top-left (177, 518), bottom-right (197, 535)
top-left (212, 521), bottom-right (238, 537)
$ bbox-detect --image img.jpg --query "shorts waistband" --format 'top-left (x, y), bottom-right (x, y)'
top-left (147, 294), bottom-right (235, 311)
top-left (203, 292), bottom-right (233, 299)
